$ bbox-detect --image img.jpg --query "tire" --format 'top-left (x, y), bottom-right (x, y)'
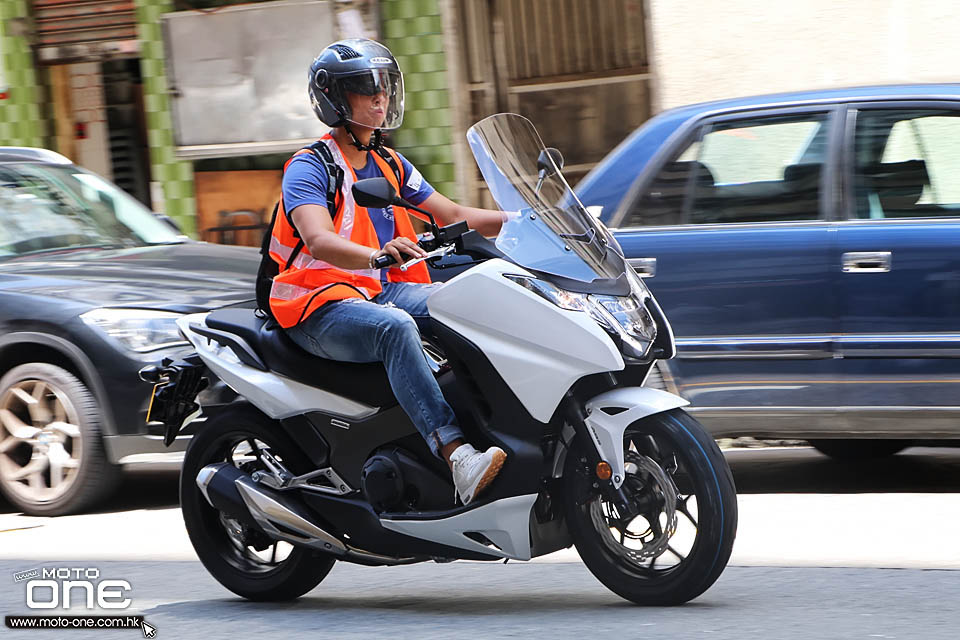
top-left (564, 408), bottom-right (737, 606)
top-left (809, 439), bottom-right (911, 460)
top-left (180, 403), bottom-right (335, 601)
top-left (0, 363), bottom-right (120, 516)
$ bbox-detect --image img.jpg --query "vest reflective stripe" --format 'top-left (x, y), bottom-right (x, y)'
top-left (268, 235), bottom-right (295, 264)
top-left (267, 134), bottom-right (431, 328)
top-left (271, 281), bottom-right (376, 302)
top-left (327, 138), bottom-right (359, 241)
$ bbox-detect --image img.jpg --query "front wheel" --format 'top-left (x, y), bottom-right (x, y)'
top-left (564, 408), bottom-right (737, 605)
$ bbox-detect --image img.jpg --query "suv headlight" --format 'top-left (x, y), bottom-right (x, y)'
top-left (80, 308), bottom-right (188, 353)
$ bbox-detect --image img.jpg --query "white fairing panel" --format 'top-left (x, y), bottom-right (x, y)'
top-left (380, 493), bottom-right (538, 560)
top-left (177, 314), bottom-right (378, 420)
top-left (427, 259), bottom-right (624, 423)
top-left (584, 386), bottom-right (690, 489)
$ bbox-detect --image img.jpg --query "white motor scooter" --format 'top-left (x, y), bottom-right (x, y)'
top-left (143, 113), bottom-right (737, 606)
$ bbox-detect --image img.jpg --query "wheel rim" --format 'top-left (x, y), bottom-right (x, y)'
top-left (0, 379), bottom-right (83, 504)
top-left (580, 430), bottom-right (702, 576)
top-left (195, 434), bottom-right (297, 574)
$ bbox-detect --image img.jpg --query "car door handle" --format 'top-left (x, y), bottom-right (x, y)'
top-left (628, 257), bottom-right (657, 278)
top-left (842, 251), bottom-right (892, 273)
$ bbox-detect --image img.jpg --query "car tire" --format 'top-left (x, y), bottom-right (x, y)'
top-left (0, 363), bottom-right (120, 516)
top-left (808, 438), bottom-right (911, 460)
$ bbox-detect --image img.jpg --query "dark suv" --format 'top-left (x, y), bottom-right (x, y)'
top-left (0, 147), bottom-right (259, 515)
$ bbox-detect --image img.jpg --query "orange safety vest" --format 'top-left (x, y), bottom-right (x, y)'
top-left (268, 134), bottom-right (432, 328)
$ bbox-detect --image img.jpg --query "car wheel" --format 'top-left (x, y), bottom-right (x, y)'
top-left (808, 439), bottom-right (911, 461)
top-left (0, 363), bottom-right (120, 516)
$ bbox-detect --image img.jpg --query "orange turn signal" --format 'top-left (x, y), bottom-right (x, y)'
top-left (596, 461), bottom-right (612, 480)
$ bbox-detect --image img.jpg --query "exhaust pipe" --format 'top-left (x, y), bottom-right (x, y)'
top-left (197, 463), bottom-right (347, 556)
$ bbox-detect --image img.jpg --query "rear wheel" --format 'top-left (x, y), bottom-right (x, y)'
top-left (565, 408), bottom-right (737, 605)
top-left (180, 404), bottom-right (335, 601)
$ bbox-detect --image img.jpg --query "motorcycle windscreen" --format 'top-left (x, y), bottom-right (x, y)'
top-left (466, 113), bottom-right (626, 284)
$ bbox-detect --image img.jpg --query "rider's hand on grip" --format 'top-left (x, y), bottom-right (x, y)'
top-left (373, 253), bottom-right (397, 269)
top-left (371, 236), bottom-right (428, 270)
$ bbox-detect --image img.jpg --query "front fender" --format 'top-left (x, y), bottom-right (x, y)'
top-left (583, 387), bottom-right (690, 489)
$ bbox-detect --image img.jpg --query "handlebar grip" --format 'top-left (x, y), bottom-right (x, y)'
top-left (373, 254), bottom-right (397, 269)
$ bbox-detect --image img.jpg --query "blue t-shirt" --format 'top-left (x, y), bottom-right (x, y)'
top-left (282, 148), bottom-right (435, 281)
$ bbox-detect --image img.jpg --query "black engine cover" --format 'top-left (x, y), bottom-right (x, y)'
top-left (360, 447), bottom-right (453, 513)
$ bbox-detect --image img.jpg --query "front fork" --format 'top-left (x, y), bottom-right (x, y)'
top-left (561, 393), bottom-right (642, 521)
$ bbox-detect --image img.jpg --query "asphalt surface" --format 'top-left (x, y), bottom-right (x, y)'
top-left (3, 560), bottom-right (958, 639)
top-left (2, 446), bottom-right (960, 639)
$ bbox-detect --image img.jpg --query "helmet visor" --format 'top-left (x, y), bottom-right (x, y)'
top-left (335, 69), bottom-right (404, 130)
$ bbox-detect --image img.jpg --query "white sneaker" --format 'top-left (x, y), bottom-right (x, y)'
top-left (450, 444), bottom-right (507, 505)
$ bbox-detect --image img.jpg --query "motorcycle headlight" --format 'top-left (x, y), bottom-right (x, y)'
top-left (503, 274), bottom-right (612, 329)
top-left (587, 294), bottom-right (657, 358)
top-left (80, 308), bottom-right (188, 353)
top-left (504, 273), bottom-right (657, 357)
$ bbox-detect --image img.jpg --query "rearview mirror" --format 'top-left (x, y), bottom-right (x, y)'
top-left (352, 178), bottom-right (397, 209)
top-left (535, 148), bottom-right (564, 196)
top-left (537, 147), bottom-right (564, 177)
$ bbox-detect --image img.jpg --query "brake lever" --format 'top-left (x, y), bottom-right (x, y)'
top-left (400, 245), bottom-right (454, 271)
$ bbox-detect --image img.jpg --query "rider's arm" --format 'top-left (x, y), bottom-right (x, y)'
top-left (417, 191), bottom-right (504, 237)
top-left (290, 205), bottom-right (371, 269)
top-left (396, 153), bottom-right (502, 237)
top-left (291, 205), bottom-right (426, 269)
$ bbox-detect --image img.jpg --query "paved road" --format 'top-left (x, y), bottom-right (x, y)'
top-left (3, 560), bottom-right (958, 639)
top-left (2, 446), bottom-right (960, 639)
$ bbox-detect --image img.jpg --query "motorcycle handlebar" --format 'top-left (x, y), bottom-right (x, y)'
top-left (371, 221), bottom-right (469, 270)
top-left (373, 253), bottom-right (398, 269)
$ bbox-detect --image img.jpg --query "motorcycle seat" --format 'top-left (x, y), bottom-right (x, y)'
top-left (205, 308), bottom-right (398, 409)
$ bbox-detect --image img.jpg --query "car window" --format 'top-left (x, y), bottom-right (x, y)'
top-left (0, 163), bottom-right (180, 258)
top-left (627, 112), bottom-right (830, 227)
top-left (853, 109), bottom-right (960, 219)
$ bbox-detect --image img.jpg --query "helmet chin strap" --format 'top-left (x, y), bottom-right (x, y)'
top-left (344, 125), bottom-right (383, 151)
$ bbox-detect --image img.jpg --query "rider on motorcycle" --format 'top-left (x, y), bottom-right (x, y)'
top-left (266, 38), bottom-right (507, 505)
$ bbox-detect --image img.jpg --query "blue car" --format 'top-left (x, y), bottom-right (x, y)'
top-left (576, 84), bottom-right (960, 459)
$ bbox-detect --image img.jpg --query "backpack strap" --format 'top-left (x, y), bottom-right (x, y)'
top-left (258, 200), bottom-right (304, 269)
top-left (267, 141), bottom-right (341, 268)
top-left (305, 141), bottom-right (344, 216)
top-left (374, 145), bottom-right (405, 189)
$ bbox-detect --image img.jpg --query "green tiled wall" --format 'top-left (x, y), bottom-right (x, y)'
top-left (135, 0), bottom-right (196, 235)
top-left (0, 1), bottom-right (47, 148)
top-left (381, 0), bottom-right (457, 198)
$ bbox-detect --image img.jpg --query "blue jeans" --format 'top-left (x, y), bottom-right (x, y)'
top-left (285, 282), bottom-right (464, 457)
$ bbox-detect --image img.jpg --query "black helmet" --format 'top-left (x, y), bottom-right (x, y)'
top-left (308, 38), bottom-right (404, 130)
